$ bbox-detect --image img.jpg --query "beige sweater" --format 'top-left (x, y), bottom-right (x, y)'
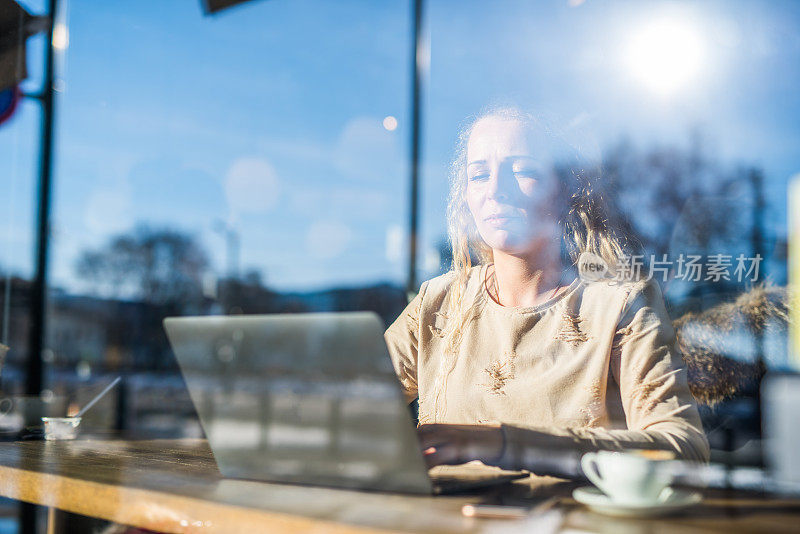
top-left (385, 264), bottom-right (710, 469)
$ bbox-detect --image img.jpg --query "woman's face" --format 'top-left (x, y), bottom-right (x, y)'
top-left (465, 116), bottom-right (559, 255)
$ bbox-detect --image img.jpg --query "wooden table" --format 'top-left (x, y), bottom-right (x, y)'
top-left (0, 438), bottom-right (797, 533)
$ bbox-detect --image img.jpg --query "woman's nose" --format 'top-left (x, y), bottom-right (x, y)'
top-left (487, 167), bottom-right (514, 201)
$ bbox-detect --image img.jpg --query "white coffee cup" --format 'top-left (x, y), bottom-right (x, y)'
top-left (581, 450), bottom-right (675, 505)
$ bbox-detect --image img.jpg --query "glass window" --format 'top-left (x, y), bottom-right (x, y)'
top-left (422, 0), bottom-right (798, 457)
top-left (37, 0), bottom-right (411, 438)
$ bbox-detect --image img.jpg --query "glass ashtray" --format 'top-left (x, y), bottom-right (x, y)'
top-left (41, 417), bottom-right (82, 440)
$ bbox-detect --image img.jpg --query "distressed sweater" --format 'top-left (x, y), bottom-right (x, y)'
top-left (384, 264), bottom-right (710, 469)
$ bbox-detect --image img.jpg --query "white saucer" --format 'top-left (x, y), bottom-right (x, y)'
top-left (572, 486), bottom-right (702, 518)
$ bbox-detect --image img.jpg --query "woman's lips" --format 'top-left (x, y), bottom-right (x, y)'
top-left (485, 214), bottom-right (520, 227)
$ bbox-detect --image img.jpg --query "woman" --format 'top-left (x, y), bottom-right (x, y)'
top-left (384, 108), bottom-right (709, 474)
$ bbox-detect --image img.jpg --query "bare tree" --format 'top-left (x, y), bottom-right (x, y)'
top-left (75, 225), bottom-right (209, 309)
top-left (601, 137), bottom-right (752, 260)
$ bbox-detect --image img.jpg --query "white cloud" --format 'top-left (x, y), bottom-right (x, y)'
top-left (224, 157), bottom-right (280, 215)
top-left (288, 187), bottom-right (390, 219)
top-left (423, 246), bottom-right (442, 273)
top-left (83, 182), bottom-right (133, 236)
top-left (305, 220), bottom-right (352, 259)
top-left (385, 224), bottom-right (405, 264)
top-left (334, 117), bottom-right (402, 182)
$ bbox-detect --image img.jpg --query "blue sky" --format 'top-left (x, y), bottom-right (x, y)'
top-left (2, 0), bottom-right (799, 293)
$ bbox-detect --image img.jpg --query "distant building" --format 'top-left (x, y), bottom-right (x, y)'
top-left (2, 277), bottom-right (408, 376)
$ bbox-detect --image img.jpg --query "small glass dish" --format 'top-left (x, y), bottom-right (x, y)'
top-left (41, 417), bottom-right (82, 440)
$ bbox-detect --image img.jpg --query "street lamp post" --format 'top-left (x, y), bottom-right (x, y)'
top-left (17, 1), bottom-right (59, 531)
top-left (213, 220), bottom-right (241, 312)
top-left (25, 0), bottom-right (58, 400)
top-left (407, 0), bottom-right (424, 295)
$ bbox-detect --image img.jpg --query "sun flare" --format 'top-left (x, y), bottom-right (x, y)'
top-left (625, 18), bottom-right (706, 97)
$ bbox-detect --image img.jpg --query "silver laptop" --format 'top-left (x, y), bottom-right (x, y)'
top-left (164, 312), bottom-right (525, 494)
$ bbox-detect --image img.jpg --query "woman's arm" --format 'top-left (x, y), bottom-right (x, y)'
top-left (606, 279), bottom-right (710, 461)
top-left (384, 282), bottom-right (429, 405)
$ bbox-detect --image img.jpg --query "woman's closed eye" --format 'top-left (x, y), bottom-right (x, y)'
top-left (512, 167), bottom-right (541, 180)
top-left (469, 171), bottom-right (491, 182)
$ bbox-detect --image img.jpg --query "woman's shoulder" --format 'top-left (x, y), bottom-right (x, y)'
top-left (581, 274), bottom-right (663, 298)
top-left (580, 277), bottom-right (670, 324)
top-left (417, 265), bottom-right (484, 307)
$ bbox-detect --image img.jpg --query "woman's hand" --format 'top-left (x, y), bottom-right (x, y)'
top-left (417, 424), bottom-right (504, 468)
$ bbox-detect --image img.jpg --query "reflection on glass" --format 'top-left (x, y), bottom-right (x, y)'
top-left (0, 0), bottom-right (793, 517)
